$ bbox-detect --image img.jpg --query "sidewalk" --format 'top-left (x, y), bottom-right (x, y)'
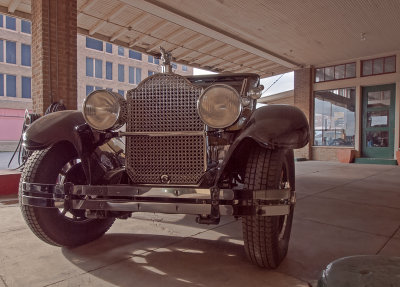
top-left (0, 161), bottom-right (399, 286)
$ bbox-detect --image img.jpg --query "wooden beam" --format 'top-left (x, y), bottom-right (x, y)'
top-left (203, 44), bottom-right (227, 55)
top-left (0, 5), bottom-right (30, 19)
top-left (227, 65), bottom-right (247, 72)
top-left (77, 26), bottom-right (259, 75)
top-left (146, 26), bottom-right (186, 52)
top-left (222, 64), bottom-right (242, 72)
top-left (244, 57), bottom-right (266, 66)
top-left (89, 21), bottom-right (108, 36)
top-left (110, 12), bottom-right (148, 42)
top-left (188, 55), bottom-right (212, 65)
top-left (235, 54), bottom-right (259, 65)
top-left (252, 62), bottom-right (276, 70)
top-left (7, 0), bottom-right (21, 13)
top-left (195, 48), bottom-right (238, 68)
top-left (259, 63), bottom-right (283, 73)
top-left (189, 45), bottom-right (230, 65)
top-left (228, 50), bottom-right (249, 62)
top-left (239, 67), bottom-right (253, 73)
top-left (199, 57), bottom-right (225, 66)
top-left (78, 0), bottom-right (99, 22)
top-left (129, 20), bottom-right (168, 47)
top-left (170, 33), bottom-right (203, 52)
top-left (206, 51), bottom-right (246, 69)
top-left (173, 38), bottom-right (215, 59)
top-left (78, 0), bottom-right (97, 11)
top-left (211, 60), bottom-right (237, 69)
top-left (121, 0), bottom-right (301, 68)
top-left (227, 66), bottom-right (263, 74)
top-left (213, 47), bottom-right (237, 58)
top-left (89, 4), bottom-right (126, 35)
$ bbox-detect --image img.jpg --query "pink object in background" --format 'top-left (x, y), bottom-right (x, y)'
top-left (0, 109), bottom-right (25, 141)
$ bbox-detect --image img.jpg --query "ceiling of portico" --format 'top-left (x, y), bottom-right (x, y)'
top-left (1, 0), bottom-right (400, 77)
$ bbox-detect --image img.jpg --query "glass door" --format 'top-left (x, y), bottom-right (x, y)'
top-left (362, 84), bottom-right (396, 158)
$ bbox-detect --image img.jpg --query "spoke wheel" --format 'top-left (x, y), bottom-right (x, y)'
top-left (19, 142), bottom-right (115, 247)
top-left (56, 159), bottom-right (88, 222)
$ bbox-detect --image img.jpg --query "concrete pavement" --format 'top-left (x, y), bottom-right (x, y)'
top-left (0, 161), bottom-right (399, 286)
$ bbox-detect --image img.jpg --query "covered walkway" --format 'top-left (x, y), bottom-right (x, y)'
top-left (0, 161), bottom-right (399, 286)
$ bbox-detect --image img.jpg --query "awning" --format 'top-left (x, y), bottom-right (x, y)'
top-left (2, 0), bottom-right (400, 77)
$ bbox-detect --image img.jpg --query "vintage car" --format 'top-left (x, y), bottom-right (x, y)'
top-left (19, 49), bottom-right (309, 268)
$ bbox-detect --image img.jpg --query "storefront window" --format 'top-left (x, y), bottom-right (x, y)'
top-left (361, 55), bottom-right (396, 76)
top-left (315, 62), bottom-right (356, 82)
top-left (314, 88), bottom-right (356, 147)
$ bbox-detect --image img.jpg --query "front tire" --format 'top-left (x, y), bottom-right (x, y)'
top-left (242, 146), bottom-right (295, 268)
top-left (19, 142), bottom-right (115, 247)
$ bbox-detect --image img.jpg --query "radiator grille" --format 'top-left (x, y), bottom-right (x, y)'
top-left (127, 73), bottom-right (203, 132)
top-left (126, 74), bottom-right (205, 184)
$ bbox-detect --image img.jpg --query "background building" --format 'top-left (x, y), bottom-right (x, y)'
top-left (309, 54), bottom-right (399, 164)
top-left (0, 14), bottom-right (31, 151)
top-left (0, 14), bottom-right (193, 151)
top-left (259, 54), bottom-right (399, 163)
top-left (77, 35), bottom-right (192, 106)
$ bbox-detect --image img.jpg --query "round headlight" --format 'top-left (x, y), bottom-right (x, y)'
top-left (198, 84), bottom-right (242, 129)
top-left (83, 90), bottom-right (126, 131)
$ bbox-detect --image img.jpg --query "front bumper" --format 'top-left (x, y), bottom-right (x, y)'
top-left (21, 182), bottom-right (295, 219)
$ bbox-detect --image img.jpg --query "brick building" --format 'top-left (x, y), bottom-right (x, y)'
top-left (0, 14), bottom-right (192, 151)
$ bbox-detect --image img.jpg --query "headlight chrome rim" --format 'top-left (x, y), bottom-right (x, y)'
top-left (82, 90), bottom-right (127, 131)
top-left (197, 84), bottom-right (242, 129)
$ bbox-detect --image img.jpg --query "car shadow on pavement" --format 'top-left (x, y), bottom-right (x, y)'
top-left (62, 233), bottom-right (307, 287)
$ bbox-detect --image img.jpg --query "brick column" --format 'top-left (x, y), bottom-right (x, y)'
top-left (31, 0), bottom-right (77, 114)
top-left (294, 68), bottom-right (313, 159)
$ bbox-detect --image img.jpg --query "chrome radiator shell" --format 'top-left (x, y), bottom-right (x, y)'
top-left (126, 74), bottom-right (205, 184)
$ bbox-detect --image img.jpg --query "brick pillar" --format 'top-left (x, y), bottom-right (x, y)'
top-left (294, 68), bottom-right (313, 159)
top-left (32, 0), bottom-right (77, 114)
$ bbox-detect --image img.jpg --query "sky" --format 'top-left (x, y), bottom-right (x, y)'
top-left (193, 68), bottom-right (294, 98)
top-left (259, 72), bottom-right (294, 97)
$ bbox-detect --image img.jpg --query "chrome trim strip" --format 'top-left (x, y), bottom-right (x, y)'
top-left (22, 182), bottom-right (290, 202)
top-left (75, 185), bottom-right (235, 200)
top-left (240, 78), bottom-right (248, 97)
top-left (253, 188), bottom-right (291, 200)
top-left (258, 205), bottom-right (290, 216)
top-left (119, 131), bottom-right (205, 137)
top-left (203, 132), bottom-right (208, 172)
top-left (73, 200), bottom-right (235, 216)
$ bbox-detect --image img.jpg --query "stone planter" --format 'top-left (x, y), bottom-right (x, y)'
top-left (337, 149), bottom-right (356, 163)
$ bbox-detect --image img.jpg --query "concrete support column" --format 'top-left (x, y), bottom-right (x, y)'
top-left (32, 0), bottom-right (77, 114)
top-left (294, 67), bottom-right (313, 159)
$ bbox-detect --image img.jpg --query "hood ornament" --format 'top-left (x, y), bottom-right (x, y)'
top-left (160, 47), bottom-right (173, 74)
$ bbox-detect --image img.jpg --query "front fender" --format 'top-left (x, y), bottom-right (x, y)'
top-left (235, 105), bottom-right (309, 149)
top-left (215, 105), bottom-right (309, 184)
top-left (23, 110), bottom-right (86, 151)
top-left (23, 110), bottom-right (125, 184)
